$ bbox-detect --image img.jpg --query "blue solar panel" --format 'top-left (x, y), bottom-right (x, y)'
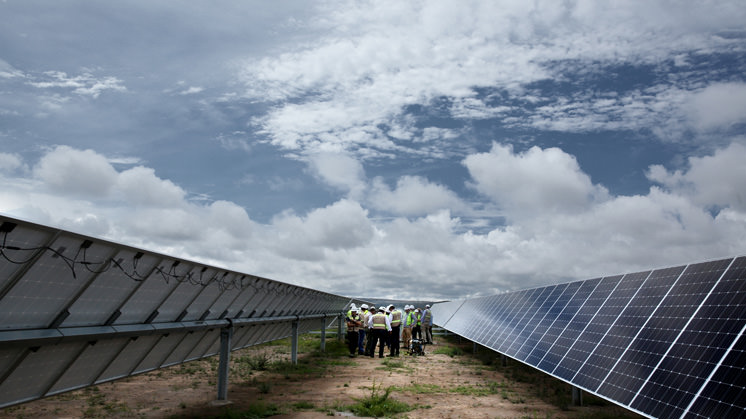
top-left (524, 281), bottom-right (582, 366)
top-left (552, 275), bottom-right (624, 382)
top-left (630, 259), bottom-right (732, 418)
top-left (596, 265), bottom-right (685, 404)
top-left (433, 256), bottom-right (746, 419)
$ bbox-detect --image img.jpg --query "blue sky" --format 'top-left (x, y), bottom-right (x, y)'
top-left (1, 1), bottom-right (745, 300)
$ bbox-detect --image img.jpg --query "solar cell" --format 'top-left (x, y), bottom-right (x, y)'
top-left (683, 325), bottom-right (746, 418)
top-left (433, 256), bottom-right (746, 419)
top-left (630, 259), bottom-right (733, 418)
top-left (535, 278), bottom-right (599, 371)
top-left (571, 271), bottom-right (650, 390)
top-left (596, 265), bottom-right (685, 404)
top-left (551, 275), bottom-right (623, 381)
top-left (524, 281), bottom-right (583, 366)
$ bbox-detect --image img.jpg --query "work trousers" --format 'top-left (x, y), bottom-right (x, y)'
top-left (390, 325), bottom-right (401, 356)
top-left (368, 328), bottom-right (386, 358)
top-left (413, 325), bottom-right (422, 340)
top-left (347, 330), bottom-right (359, 355)
top-left (402, 327), bottom-right (412, 351)
top-left (357, 329), bottom-right (367, 354)
top-left (424, 325), bottom-right (433, 344)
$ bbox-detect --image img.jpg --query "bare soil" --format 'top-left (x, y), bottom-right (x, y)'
top-left (0, 334), bottom-right (641, 418)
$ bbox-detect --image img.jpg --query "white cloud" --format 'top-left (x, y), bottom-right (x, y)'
top-left (3, 143), bottom-right (746, 300)
top-left (368, 175), bottom-right (466, 216)
top-left (647, 141), bottom-right (746, 211)
top-left (0, 153), bottom-right (26, 174)
top-left (269, 199), bottom-right (375, 260)
top-left (463, 143), bottom-right (609, 217)
top-left (115, 166), bottom-right (187, 208)
top-left (33, 145), bottom-right (119, 197)
top-left (28, 71), bottom-right (126, 99)
top-left (307, 152), bottom-right (367, 198)
top-left (238, 1), bottom-right (745, 156)
top-left (686, 82), bottom-right (746, 131)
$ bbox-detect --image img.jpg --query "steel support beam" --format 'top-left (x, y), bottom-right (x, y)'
top-left (216, 323), bottom-right (233, 401)
top-left (291, 320), bottom-right (299, 365)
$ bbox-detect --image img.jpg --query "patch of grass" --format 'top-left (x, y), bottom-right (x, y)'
top-left (292, 400), bottom-right (315, 410)
top-left (257, 382), bottom-right (271, 394)
top-left (376, 357), bottom-right (414, 373)
top-left (432, 346), bottom-right (464, 357)
top-left (346, 383), bottom-right (413, 418)
top-left (235, 353), bottom-right (272, 371)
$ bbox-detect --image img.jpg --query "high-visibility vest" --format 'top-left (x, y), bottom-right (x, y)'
top-left (404, 311), bottom-right (415, 327)
top-left (390, 310), bottom-right (402, 327)
top-left (416, 312), bottom-right (421, 326)
top-left (372, 313), bottom-right (387, 330)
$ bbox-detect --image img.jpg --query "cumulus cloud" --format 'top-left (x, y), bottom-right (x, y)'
top-left (647, 141), bottom-right (746, 211)
top-left (33, 146), bottom-right (119, 197)
top-left (686, 83), bottom-right (746, 131)
top-left (307, 152), bottom-right (366, 198)
top-left (3, 142), bottom-right (746, 299)
top-left (116, 166), bottom-right (186, 207)
top-left (0, 153), bottom-right (26, 174)
top-left (463, 143), bottom-right (609, 217)
top-left (368, 175), bottom-right (466, 216)
top-left (270, 199), bottom-right (375, 260)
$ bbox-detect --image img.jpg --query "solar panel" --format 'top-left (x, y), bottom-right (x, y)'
top-left (0, 215), bottom-right (353, 408)
top-left (432, 256), bottom-right (746, 419)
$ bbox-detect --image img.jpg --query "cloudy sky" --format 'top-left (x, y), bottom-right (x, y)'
top-left (1, 1), bottom-right (745, 300)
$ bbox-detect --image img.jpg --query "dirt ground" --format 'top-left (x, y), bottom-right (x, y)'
top-left (0, 334), bottom-right (641, 418)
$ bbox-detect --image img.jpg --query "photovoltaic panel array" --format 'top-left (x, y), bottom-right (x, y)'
top-left (0, 215), bottom-right (361, 408)
top-left (432, 257), bottom-right (746, 419)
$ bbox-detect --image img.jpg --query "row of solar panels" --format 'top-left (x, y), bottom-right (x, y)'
top-left (0, 215), bottom-right (360, 407)
top-left (432, 256), bottom-right (746, 418)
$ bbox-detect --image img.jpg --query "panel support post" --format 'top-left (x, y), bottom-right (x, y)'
top-left (572, 386), bottom-right (583, 406)
top-left (291, 320), bottom-right (299, 365)
top-left (501, 353), bottom-right (507, 367)
top-left (216, 323), bottom-right (233, 402)
top-left (337, 314), bottom-right (344, 342)
top-left (320, 316), bottom-right (327, 352)
top-left (473, 342), bottom-right (477, 354)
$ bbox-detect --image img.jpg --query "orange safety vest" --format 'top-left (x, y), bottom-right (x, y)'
top-left (372, 313), bottom-right (387, 330)
top-left (390, 310), bottom-right (402, 327)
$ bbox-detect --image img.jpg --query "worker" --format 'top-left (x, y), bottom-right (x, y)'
top-left (402, 305), bottom-right (414, 352)
top-left (358, 303), bottom-right (370, 355)
top-left (367, 306), bottom-right (391, 358)
top-left (364, 306), bottom-right (377, 356)
top-left (412, 308), bottom-right (422, 341)
top-left (388, 304), bottom-right (402, 357)
top-left (345, 307), bottom-right (363, 357)
top-left (422, 304), bottom-right (433, 344)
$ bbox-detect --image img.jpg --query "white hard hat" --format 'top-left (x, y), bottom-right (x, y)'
top-left (351, 307), bottom-right (358, 312)
top-left (379, 306), bottom-right (386, 311)
top-left (350, 304), bottom-right (357, 309)
top-left (361, 304), bottom-right (368, 309)
top-left (425, 304), bottom-right (430, 308)
top-left (388, 304), bottom-right (394, 309)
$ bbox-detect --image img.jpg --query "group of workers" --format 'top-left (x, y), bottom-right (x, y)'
top-left (345, 303), bottom-right (433, 358)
